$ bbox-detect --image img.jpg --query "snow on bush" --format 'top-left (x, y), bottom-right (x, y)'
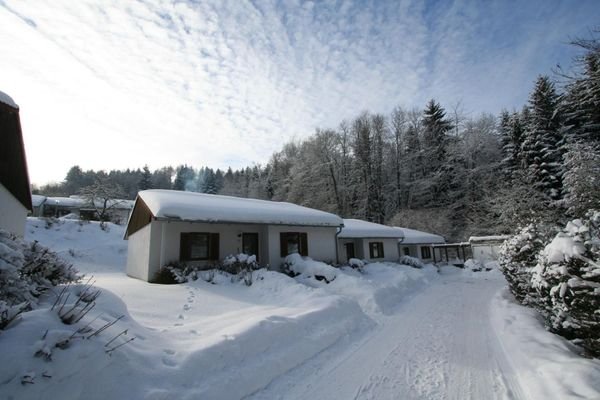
top-left (159, 254), bottom-right (260, 285)
top-left (531, 211), bottom-right (600, 356)
top-left (0, 230), bottom-right (79, 329)
top-left (399, 255), bottom-right (423, 269)
top-left (347, 258), bottom-right (365, 271)
top-left (498, 223), bottom-right (553, 305)
top-left (283, 253), bottom-right (338, 283)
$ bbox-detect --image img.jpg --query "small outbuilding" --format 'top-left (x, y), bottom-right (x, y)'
top-left (0, 90), bottom-right (32, 236)
top-left (124, 190), bottom-right (343, 281)
top-left (337, 219), bottom-right (404, 263)
top-left (469, 235), bottom-right (510, 262)
top-left (396, 227), bottom-right (445, 262)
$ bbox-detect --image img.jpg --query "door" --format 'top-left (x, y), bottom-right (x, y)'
top-left (345, 242), bottom-right (355, 260)
top-left (242, 233), bottom-right (259, 261)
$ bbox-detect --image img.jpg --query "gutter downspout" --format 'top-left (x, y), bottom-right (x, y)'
top-left (335, 224), bottom-right (343, 265)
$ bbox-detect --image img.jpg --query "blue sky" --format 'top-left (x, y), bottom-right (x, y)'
top-left (0, 0), bottom-right (598, 185)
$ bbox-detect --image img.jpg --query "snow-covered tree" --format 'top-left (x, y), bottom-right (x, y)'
top-left (562, 142), bottom-right (600, 217)
top-left (521, 76), bottom-right (563, 201)
top-left (531, 211), bottom-right (600, 356)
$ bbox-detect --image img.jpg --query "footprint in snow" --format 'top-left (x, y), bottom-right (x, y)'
top-left (163, 349), bottom-right (176, 355)
top-left (178, 314), bottom-right (185, 320)
top-left (183, 304), bottom-right (191, 311)
top-left (189, 329), bottom-right (199, 335)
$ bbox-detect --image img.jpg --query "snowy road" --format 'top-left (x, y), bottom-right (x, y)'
top-left (250, 269), bottom-right (525, 400)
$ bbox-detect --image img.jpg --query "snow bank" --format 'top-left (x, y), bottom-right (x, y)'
top-left (25, 218), bottom-right (127, 274)
top-left (284, 253), bottom-right (338, 283)
top-left (491, 288), bottom-right (600, 399)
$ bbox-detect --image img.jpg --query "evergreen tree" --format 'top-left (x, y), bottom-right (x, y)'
top-left (138, 165), bottom-right (153, 191)
top-left (422, 99), bottom-right (452, 171)
top-left (521, 76), bottom-right (563, 201)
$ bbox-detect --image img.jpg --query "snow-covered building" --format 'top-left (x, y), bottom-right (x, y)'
top-left (469, 235), bottom-right (510, 262)
top-left (337, 219), bottom-right (404, 264)
top-left (124, 190), bottom-right (343, 281)
top-left (396, 227), bottom-right (445, 262)
top-left (30, 194), bottom-right (46, 216)
top-left (0, 90), bottom-right (32, 237)
top-left (41, 197), bottom-right (85, 218)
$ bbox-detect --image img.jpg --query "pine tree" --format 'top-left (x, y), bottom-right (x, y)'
top-left (422, 99), bottom-right (452, 171)
top-left (521, 76), bottom-right (563, 201)
top-left (138, 165), bottom-right (152, 191)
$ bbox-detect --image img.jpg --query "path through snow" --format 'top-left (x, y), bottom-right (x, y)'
top-left (250, 269), bottom-right (525, 400)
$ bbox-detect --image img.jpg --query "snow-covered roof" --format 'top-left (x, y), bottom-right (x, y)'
top-left (31, 194), bottom-right (46, 207)
top-left (339, 219), bottom-right (404, 239)
top-left (136, 190), bottom-right (344, 227)
top-left (469, 235), bottom-right (510, 244)
top-left (396, 227), bottom-right (445, 244)
top-left (0, 90), bottom-right (18, 109)
top-left (45, 197), bottom-right (85, 208)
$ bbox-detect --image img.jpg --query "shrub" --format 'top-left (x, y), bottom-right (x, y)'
top-left (399, 255), bottom-right (423, 269)
top-left (0, 229), bottom-right (79, 329)
top-left (498, 223), bottom-right (554, 305)
top-left (531, 211), bottom-right (600, 357)
top-left (347, 258), bottom-right (365, 272)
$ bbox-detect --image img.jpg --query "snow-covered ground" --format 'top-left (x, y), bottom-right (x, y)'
top-left (1, 217), bottom-right (599, 399)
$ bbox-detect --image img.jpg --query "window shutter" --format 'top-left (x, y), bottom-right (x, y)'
top-left (209, 233), bottom-right (220, 260)
top-left (280, 232), bottom-right (286, 257)
top-left (180, 233), bottom-right (190, 260)
top-left (379, 243), bottom-right (384, 258)
top-left (300, 233), bottom-right (308, 256)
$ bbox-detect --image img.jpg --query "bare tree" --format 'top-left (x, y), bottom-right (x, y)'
top-left (79, 177), bottom-right (126, 222)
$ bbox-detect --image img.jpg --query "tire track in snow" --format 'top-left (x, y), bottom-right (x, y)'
top-left (249, 269), bottom-right (525, 400)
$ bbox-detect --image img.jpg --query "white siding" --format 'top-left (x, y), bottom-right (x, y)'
top-left (267, 225), bottom-right (338, 269)
top-left (159, 221), bottom-right (268, 267)
top-left (359, 238), bottom-right (399, 262)
top-left (472, 244), bottom-right (501, 262)
top-left (0, 183), bottom-right (27, 237)
top-left (126, 223), bottom-right (152, 281)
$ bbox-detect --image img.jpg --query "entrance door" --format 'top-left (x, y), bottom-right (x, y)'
top-left (242, 233), bottom-right (259, 261)
top-left (344, 242), bottom-right (355, 260)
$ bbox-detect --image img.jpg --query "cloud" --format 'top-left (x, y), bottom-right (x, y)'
top-left (0, 0), bottom-right (598, 184)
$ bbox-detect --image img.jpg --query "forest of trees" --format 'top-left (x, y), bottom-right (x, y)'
top-left (34, 32), bottom-right (600, 242)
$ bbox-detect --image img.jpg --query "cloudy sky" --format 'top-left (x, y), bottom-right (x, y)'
top-left (1, 0), bottom-right (598, 185)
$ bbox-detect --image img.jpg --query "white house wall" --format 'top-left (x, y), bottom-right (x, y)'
top-left (359, 238), bottom-right (399, 263)
top-left (126, 223), bottom-right (153, 281)
top-left (472, 244), bottom-right (501, 262)
top-left (158, 221), bottom-right (268, 267)
top-left (0, 183), bottom-right (27, 237)
top-left (267, 225), bottom-right (338, 269)
top-left (337, 238), bottom-right (362, 264)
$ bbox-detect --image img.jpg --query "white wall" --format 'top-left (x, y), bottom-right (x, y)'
top-left (358, 238), bottom-right (399, 262)
top-left (0, 183), bottom-right (27, 237)
top-left (472, 244), bottom-right (501, 262)
top-left (126, 223), bottom-right (152, 281)
top-left (159, 221), bottom-right (268, 268)
top-left (337, 238), bottom-right (362, 264)
top-left (267, 225), bottom-right (338, 269)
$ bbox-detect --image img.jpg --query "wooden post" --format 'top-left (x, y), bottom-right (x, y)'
top-left (433, 246), bottom-right (437, 263)
top-left (445, 247), bottom-right (449, 263)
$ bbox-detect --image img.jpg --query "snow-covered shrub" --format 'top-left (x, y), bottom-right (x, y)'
top-left (347, 258), bottom-right (365, 272)
top-left (0, 230), bottom-right (79, 329)
top-left (399, 255), bottom-right (423, 269)
top-left (464, 259), bottom-right (483, 271)
top-left (158, 254), bottom-right (259, 285)
top-left (283, 253), bottom-right (337, 283)
top-left (222, 254), bottom-right (259, 286)
top-left (498, 223), bottom-right (554, 305)
top-left (531, 211), bottom-right (600, 356)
